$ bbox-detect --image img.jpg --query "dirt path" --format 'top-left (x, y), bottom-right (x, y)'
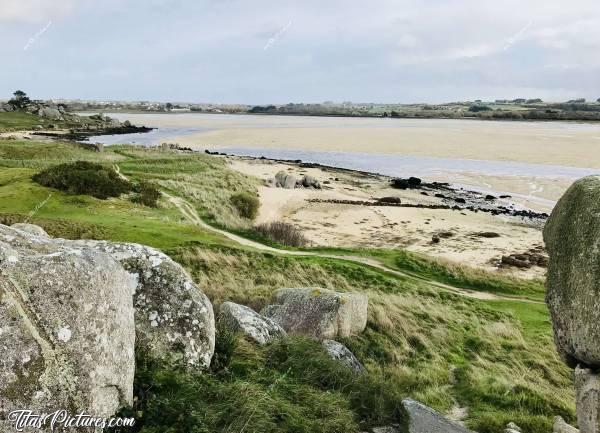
top-left (164, 193), bottom-right (544, 304)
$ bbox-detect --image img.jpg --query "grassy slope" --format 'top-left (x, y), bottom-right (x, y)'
top-left (0, 139), bottom-right (574, 433)
top-left (0, 110), bottom-right (104, 132)
top-left (168, 245), bottom-right (572, 433)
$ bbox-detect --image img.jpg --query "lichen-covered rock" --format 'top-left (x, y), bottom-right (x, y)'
top-left (10, 223), bottom-right (50, 238)
top-left (401, 399), bottom-right (475, 433)
top-left (219, 302), bottom-right (286, 345)
top-left (0, 224), bottom-right (136, 430)
top-left (322, 340), bottom-right (365, 373)
top-left (261, 288), bottom-right (368, 340)
top-left (65, 240), bottom-right (215, 369)
top-left (575, 366), bottom-right (600, 433)
top-left (554, 416), bottom-right (580, 433)
top-left (543, 175), bottom-right (600, 369)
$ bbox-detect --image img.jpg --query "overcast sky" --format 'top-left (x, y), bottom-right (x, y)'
top-left (1, 0), bottom-right (598, 104)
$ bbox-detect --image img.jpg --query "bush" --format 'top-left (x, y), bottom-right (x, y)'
top-left (32, 161), bottom-right (131, 199)
top-left (132, 181), bottom-right (161, 207)
top-left (230, 192), bottom-right (259, 219)
top-left (255, 221), bottom-right (309, 247)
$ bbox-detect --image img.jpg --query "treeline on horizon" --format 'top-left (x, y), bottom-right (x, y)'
top-left (11, 93), bottom-right (600, 122)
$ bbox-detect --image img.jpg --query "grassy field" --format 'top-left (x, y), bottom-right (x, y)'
top-left (0, 137), bottom-right (573, 433)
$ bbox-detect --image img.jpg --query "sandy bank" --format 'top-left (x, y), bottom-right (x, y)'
top-left (226, 156), bottom-right (547, 278)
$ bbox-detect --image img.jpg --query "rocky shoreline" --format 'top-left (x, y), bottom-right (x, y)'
top-left (206, 150), bottom-right (549, 222)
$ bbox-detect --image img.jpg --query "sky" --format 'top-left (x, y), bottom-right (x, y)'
top-left (0, 0), bottom-right (599, 104)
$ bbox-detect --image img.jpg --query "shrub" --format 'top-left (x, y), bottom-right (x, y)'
top-left (32, 161), bottom-right (131, 199)
top-left (132, 181), bottom-right (161, 207)
top-left (230, 192), bottom-right (259, 219)
top-left (255, 221), bottom-right (309, 247)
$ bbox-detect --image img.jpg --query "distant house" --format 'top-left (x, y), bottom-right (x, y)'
top-left (170, 107), bottom-right (191, 113)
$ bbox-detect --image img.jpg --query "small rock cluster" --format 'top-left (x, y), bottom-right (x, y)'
top-left (268, 170), bottom-right (322, 189)
top-left (500, 248), bottom-right (548, 269)
top-left (218, 288), bottom-right (368, 373)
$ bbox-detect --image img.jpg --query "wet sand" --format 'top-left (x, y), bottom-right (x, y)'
top-left (101, 113), bottom-right (600, 210)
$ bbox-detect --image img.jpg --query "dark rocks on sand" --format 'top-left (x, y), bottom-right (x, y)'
top-left (377, 196), bottom-right (402, 204)
top-left (391, 177), bottom-right (421, 190)
top-left (477, 232), bottom-right (501, 238)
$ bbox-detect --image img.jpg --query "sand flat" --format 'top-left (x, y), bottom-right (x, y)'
top-left (106, 113), bottom-right (600, 168)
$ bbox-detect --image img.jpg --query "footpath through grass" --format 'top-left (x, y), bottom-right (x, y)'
top-left (0, 138), bottom-right (571, 433)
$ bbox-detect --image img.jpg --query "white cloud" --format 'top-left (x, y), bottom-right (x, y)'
top-left (0, 0), bottom-right (77, 23)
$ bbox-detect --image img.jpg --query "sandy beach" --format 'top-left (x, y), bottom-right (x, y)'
top-left (226, 156), bottom-right (547, 278)
top-left (99, 113), bottom-right (600, 211)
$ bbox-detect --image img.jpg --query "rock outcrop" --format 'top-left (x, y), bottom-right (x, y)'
top-left (401, 399), bottom-right (475, 433)
top-left (219, 301), bottom-right (286, 345)
top-left (65, 240), bottom-right (215, 369)
top-left (544, 175), bottom-right (600, 433)
top-left (1, 223), bottom-right (216, 431)
top-left (322, 340), bottom-right (365, 373)
top-left (261, 288), bottom-right (368, 340)
top-left (544, 175), bottom-right (600, 368)
top-left (0, 224), bottom-right (136, 429)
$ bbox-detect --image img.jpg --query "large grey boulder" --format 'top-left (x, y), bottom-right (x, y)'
top-left (261, 288), bottom-right (368, 340)
top-left (543, 175), bottom-right (600, 368)
top-left (322, 340), bottom-right (365, 373)
top-left (219, 302), bottom-right (286, 345)
top-left (275, 171), bottom-right (298, 189)
top-left (0, 224), bottom-right (136, 430)
top-left (65, 240), bottom-right (215, 369)
top-left (401, 399), bottom-right (475, 433)
top-left (575, 366), bottom-right (600, 433)
top-left (10, 223), bottom-right (50, 238)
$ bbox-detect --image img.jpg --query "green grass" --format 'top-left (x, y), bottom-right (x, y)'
top-left (0, 137), bottom-right (573, 433)
top-left (165, 245), bottom-right (573, 433)
top-left (0, 110), bottom-right (106, 132)
top-left (308, 247), bottom-right (546, 301)
top-left (0, 111), bottom-right (49, 131)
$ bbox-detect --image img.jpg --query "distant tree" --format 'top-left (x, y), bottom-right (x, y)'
top-left (468, 105), bottom-right (492, 113)
top-left (567, 98), bottom-right (586, 104)
top-left (597, 98), bottom-right (600, 103)
top-left (8, 90), bottom-right (31, 109)
top-left (526, 98), bottom-right (543, 104)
